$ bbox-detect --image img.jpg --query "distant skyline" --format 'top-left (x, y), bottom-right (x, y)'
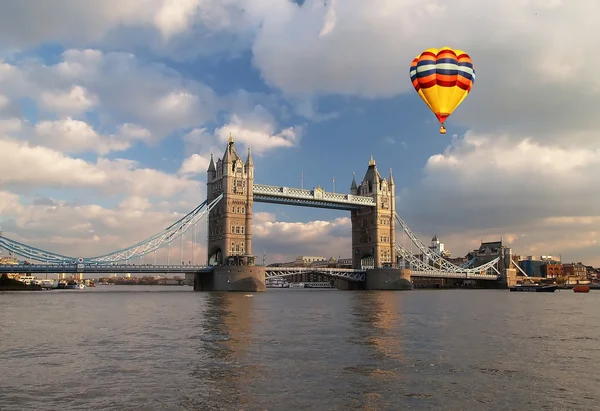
top-left (0, 1), bottom-right (598, 266)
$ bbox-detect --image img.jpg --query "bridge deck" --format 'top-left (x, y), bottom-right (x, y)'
top-left (252, 184), bottom-right (375, 210)
top-left (0, 264), bottom-right (499, 281)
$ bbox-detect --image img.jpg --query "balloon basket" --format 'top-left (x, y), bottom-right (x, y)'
top-left (439, 126), bottom-right (447, 135)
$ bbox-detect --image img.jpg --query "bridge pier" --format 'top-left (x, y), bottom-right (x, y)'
top-left (365, 268), bottom-right (413, 290)
top-left (194, 266), bottom-right (266, 292)
top-left (335, 278), bottom-right (365, 290)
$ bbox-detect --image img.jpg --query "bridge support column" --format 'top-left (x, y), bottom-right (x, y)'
top-left (498, 268), bottom-right (517, 289)
top-left (365, 268), bottom-right (413, 290)
top-left (195, 266), bottom-right (266, 292)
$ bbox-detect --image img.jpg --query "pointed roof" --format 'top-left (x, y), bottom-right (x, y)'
top-left (389, 168), bottom-right (394, 185)
top-left (362, 155), bottom-right (383, 186)
top-left (432, 235), bottom-right (438, 242)
top-left (207, 152), bottom-right (216, 173)
top-left (223, 131), bottom-right (240, 164)
top-left (245, 146), bottom-right (253, 167)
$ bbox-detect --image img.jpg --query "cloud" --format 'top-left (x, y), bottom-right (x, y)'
top-left (1, 49), bottom-right (219, 138)
top-left (178, 105), bottom-right (303, 176)
top-left (0, 138), bottom-right (201, 199)
top-left (253, 213), bottom-right (351, 261)
top-left (38, 85), bottom-right (99, 116)
top-left (398, 132), bottom-right (600, 265)
top-left (179, 153), bottom-right (211, 176)
top-left (33, 117), bottom-right (152, 155)
top-left (0, 190), bottom-right (207, 262)
top-left (247, 0), bottom-right (599, 141)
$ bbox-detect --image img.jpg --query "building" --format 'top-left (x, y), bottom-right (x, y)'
top-left (468, 240), bottom-right (514, 272)
top-left (563, 263), bottom-right (587, 280)
top-left (295, 256), bottom-right (326, 266)
top-left (350, 156), bottom-right (396, 268)
top-left (540, 262), bottom-right (563, 279)
top-left (206, 133), bottom-right (254, 266)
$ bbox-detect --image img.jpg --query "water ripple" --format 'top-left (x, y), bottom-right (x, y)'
top-left (1, 287), bottom-right (600, 410)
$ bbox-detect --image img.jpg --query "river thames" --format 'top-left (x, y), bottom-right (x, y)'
top-left (1, 286), bottom-right (599, 410)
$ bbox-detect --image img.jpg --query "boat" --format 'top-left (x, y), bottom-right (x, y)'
top-left (509, 284), bottom-right (558, 292)
top-left (573, 285), bottom-right (590, 293)
top-left (65, 281), bottom-right (85, 290)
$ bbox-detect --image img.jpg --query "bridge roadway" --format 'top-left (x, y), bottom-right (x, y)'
top-left (0, 264), bottom-right (499, 281)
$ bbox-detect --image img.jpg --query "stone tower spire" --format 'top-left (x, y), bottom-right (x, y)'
top-left (245, 146), bottom-right (253, 168)
top-left (207, 152), bottom-right (216, 180)
top-left (350, 172), bottom-right (358, 195)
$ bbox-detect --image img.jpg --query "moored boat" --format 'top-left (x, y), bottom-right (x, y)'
top-left (65, 281), bottom-right (85, 290)
top-left (573, 285), bottom-right (590, 293)
top-left (509, 284), bottom-right (558, 292)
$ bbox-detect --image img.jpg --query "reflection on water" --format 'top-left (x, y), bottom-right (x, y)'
top-left (189, 292), bottom-right (262, 409)
top-left (1, 287), bottom-right (600, 410)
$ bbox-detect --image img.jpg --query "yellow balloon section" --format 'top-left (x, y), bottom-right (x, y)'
top-left (409, 47), bottom-right (475, 133)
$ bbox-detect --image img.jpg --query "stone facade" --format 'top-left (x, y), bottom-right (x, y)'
top-left (206, 134), bottom-right (255, 266)
top-left (350, 156), bottom-right (396, 269)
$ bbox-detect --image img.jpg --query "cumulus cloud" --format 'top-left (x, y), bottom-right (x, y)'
top-left (1, 49), bottom-right (219, 138)
top-left (398, 132), bottom-right (600, 265)
top-left (38, 85), bottom-right (98, 116)
top-left (33, 117), bottom-right (152, 155)
top-left (253, 212), bottom-right (351, 262)
top-left (0, 138), bottom-right (201, 199)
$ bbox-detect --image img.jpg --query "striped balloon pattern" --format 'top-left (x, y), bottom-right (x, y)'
top-left (410, 47), bottom-right (475, 133)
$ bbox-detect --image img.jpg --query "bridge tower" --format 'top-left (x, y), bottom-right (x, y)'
top-left (206, 133), bottom-right (255, 266)
top-left (350, 156), bottom-right (396, 269)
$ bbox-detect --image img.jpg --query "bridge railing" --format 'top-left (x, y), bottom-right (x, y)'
top-left (253, 184), bottom-right (376, 206)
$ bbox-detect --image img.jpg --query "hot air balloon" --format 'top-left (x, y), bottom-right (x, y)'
top-left (409, 47), bottom-right (475, 134)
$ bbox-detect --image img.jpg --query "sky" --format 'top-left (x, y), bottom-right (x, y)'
top-left (0, 0), bottom-right (598, 266)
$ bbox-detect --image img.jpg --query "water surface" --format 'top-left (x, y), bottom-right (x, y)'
top-left (1, 286), bottom-right (599, 410)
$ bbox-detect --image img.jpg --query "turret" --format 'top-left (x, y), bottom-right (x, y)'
top-left (350, 172), bottom-right (358, 195)
top-left (245, 146), bottom-right (254, 177)
top-left (207, 152), bottom-right (216, 181)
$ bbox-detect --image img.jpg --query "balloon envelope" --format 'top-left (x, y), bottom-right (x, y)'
top-left (409, 47), bottom-right (475, 132)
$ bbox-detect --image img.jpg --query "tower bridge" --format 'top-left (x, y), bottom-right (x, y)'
top-left (0, 134), bottom-right (512, 291)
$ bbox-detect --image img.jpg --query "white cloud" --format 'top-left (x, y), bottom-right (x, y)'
top-left (214, 104), bottom-right (303, 154)
top-left (1, 49), bottom-right (219, 138)
top-left (252, 213), bottom-right (351, 261)
top-left (0, 138), bottom-right (200, 198)
top-left (245, 0), bottom-right (600, 141)
top-left (0, 117), bottom-right (22, 134)
top-left (398, 132), bottom-right (600, 265)
top-left (38, 85), bottom-right (98, 116)
top-left (33, 117), bottom-right (151, 155)
top-left (153, 0), bottom-right (202, 40)
top-left (0, 94), bottom-right (8, 110)
top-left (179, 153), bottom-right (211, 176)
